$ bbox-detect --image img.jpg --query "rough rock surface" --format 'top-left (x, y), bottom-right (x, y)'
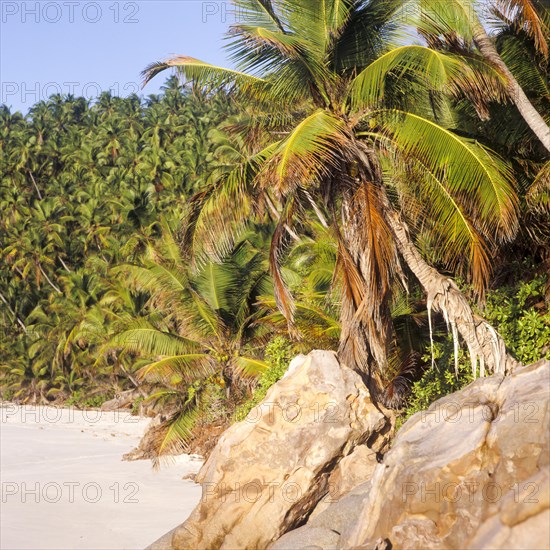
top-left (147, 350), bottom-right (389, 550)
top-left (342, 359), bottom-right (549, 549)
top-left (278, 359), bottom-right (549, 550)
top-left (466, 468), bottom-right (549, 549)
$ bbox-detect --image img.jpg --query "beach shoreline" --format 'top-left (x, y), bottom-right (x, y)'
top-left (0, 404), bottom-right (202, 550)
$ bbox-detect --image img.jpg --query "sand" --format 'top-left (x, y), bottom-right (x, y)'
top-left (0, 404), bottom-right (203, 550)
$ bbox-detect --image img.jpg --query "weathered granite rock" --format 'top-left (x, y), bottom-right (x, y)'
top-left (466, 468), bottom-right (550, 549)
top-left (306, 444), bottom-right (379, 521)
top-left (147, 350), bottom-right (388, 550)
top-left (272, 482), bottom-right (372, 550)
top-left (272, 360), bottom-right (549, 550)
top-left (339, 359), bottom-right (550, 549)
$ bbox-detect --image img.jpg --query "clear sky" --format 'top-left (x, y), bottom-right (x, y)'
top-left (1, 1), bottom-right (233, 113)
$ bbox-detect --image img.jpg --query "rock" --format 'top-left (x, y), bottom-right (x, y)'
top-left (339, 359), bottom-right (550, 549)
top-left (100, 389), bottom-right (137, 411)
top-left (326, 444), bottom-right (379, 501)
top-left (270, 527), bottom-right (339, 550)
top-left (147, 350), bottom-right (388, 550)
top-left (466, 469), bottom-right (550, 549)
top-left (307, 444), bottom-right (379, 520)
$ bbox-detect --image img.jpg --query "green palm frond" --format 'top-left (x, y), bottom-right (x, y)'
top-left (115, 262), bottom-right (187, 297)
top-left (386, 150), bottom-right (493, 290)
top-left (412, 0), bottom-right (478, 42)
top-left (154, 407), bottom-right (200, 467)
top-left (182, 142), bottom-right (278, 261)
top-left (494, 0), bottom-right (549, 58)
top-left (372, 109), bottom-right (519, 243)
top-left (137, 354), bottom-right (214, 385)
top-left (348, 45), bottom-right (465, 110)
top-left (187, 288), bottom-right (223, 339)
top-left (331, 0), bottom-right (402, 72)
top-left (235, 356), bottom-right (268, 377)
top-left (141, 57), bottom-right (264, 89)
top-left (231, 0), bottom-right (286, 32)
top-left (263, 109), bottom-right (346, 194)
top-left (112, 323), bottom-right (200, 356)
top-left (526, 160), bottom-right (550, 213)
top-left (498, 33), bottom-right (549, 97)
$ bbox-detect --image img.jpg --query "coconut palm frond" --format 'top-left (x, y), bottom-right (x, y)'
top-left (141, 57), bottom-right (264, 89)
top-left (137, 354), bottom-right (214, 385)
top-left (263, 109), bottom-right (347, 195)
top-left (374, 109), bottom-right (519, 243)
top-left (112, 323), bottom-right (200, 356)
top-left (494, 0), bottom-right (549, 58)
top-left (526, 160), bottom-right (550, 213)
top-left (348, 45), bottom-right (465, 110)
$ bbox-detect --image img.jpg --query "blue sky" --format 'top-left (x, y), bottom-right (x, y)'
top-left (1, 1), bottom-right (233, 113)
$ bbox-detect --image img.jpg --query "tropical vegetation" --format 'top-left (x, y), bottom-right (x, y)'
top-left (1, 0), bottom-right (548, 458)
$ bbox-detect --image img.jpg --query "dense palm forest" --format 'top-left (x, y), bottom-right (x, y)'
top-left (1, 0), bottom-right (549, 457)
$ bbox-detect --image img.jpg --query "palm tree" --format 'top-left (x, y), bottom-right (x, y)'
top-left (107, 225), bottom-right (272, 456)
top-left (143, 0), bottom-right (520, 394)
top-left (0, 84), bottom-right (235, 402)
top-left (415, 0), bottom-right (550, 152)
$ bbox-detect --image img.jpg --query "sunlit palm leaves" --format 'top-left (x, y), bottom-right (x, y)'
top-left (141, 0), bottom-right (521, 386)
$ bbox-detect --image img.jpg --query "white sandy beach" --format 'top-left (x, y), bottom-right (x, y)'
top-left (0, 405), bottom-right (203, 550)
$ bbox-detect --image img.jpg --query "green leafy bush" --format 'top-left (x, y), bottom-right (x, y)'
top-left (396, 337), bottom-right (474, 430)
top-left (483, 275), bottom-right (549, 364)
top-left (65, 390), bottom-right (115, 409)
top-left (234, 337), bottom-right (292, 422)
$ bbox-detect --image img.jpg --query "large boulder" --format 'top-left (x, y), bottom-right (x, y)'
top-left (147, 350), bottom-right (389, 550)
top-left (272, 359), bottom-right (549, 550)
top-left (466, 468), bottom-right (549, 549)
top-left (338, 359), bottom-right (550, 549)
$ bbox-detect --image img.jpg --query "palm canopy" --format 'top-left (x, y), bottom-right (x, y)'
top-left (143, 0), bottom-right (519, 385)
top-left (111, 226), bottom-right (271, 389)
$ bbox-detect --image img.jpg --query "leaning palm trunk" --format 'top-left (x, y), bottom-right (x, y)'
top-left (472, 23), bottom-right (550, 153)
top-left (383, 203), bottom-right (520, 377)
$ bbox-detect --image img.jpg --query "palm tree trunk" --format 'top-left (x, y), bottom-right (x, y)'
top-left (383, 205), bottom-right (519, 377)
top-left (0, 291), bottom-right (27, 333)
top-left (28, 170), bottom-right (43, 200)
top-left (222, 364), bottom-right (233, 399)
top-left (336, 187), bottom-right (393, 397)
top-left (472, 23), bottom-right (550, 153)
top-left (38, 264), bottom-right (62, 294)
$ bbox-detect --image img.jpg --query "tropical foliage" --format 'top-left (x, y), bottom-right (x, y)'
top-left (1, 0), bottom-right (548, 459)
top-left (142, 0), bottom-right (548, 394)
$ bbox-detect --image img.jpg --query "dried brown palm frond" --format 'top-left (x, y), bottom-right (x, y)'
top-left (493, 0), bottom-right (549, 58)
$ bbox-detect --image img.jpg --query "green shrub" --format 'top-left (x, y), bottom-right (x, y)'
top-left (65, 390), bottom-right (115, 409)
top-left (482, 275), bottom-right (549, 364)
top-left (396, 337), bottom-right (474, 430)
top-left (234, 336), bottom-right (292, 422)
